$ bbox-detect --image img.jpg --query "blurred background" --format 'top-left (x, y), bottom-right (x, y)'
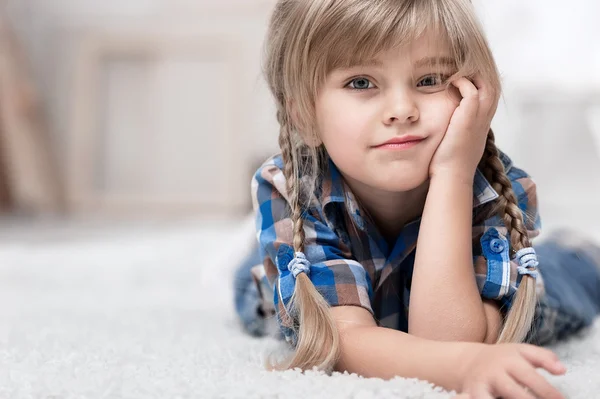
top-left (0, 0), bottom-right (599, 238)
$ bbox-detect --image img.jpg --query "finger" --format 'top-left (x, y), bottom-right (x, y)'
top-left (509, 362), bottom-right (566, 399)
top-left (452, 394), bottom-right (470, 399)
top-left (451, 77), bottom-right (479, 119)
top-left (452, 76), bottom-right (479, 100)
top-left (493, 374), bottom-right (537, 399)
top-left (518, 345), bottom-right (567, 375)
top-left (470, 74), bottom-right (486, 93)
top-left (471, 74), bottom-right (498, 118)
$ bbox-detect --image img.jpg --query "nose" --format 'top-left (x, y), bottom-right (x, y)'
top-left (383, 90), bottom-right (419, 125)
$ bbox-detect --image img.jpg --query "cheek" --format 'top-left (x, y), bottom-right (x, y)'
top-left (317, 94), bottom-right (368, 144)
top-left (420, 92), bottom-right (459, 132)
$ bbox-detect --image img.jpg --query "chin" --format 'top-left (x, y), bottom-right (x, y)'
top-left (373, 171), bottom-right (429, 193)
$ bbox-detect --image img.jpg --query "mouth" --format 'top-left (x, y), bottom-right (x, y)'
top-left (373, 135), bottom-right (426, 150)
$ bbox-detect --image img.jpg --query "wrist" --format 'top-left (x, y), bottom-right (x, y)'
top-left (430, 340), bottom-right (471, 392)
top-left (430, 168), bottom-right (475, 187)
top-left (442, 341), bottom-right (485, 393)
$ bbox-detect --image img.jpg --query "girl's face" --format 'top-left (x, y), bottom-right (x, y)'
top-left (315, 33), bottom-right (461, 193)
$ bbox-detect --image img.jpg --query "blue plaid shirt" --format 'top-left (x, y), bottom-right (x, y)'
top-left (250, 150), bottom-right (545, 346)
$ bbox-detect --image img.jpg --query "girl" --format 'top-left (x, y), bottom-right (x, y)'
top-left (234, 0), bottom-right (600, 396)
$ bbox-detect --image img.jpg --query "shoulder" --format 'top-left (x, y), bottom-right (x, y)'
top-left (251, 154), bottom-right (289, 204)
top-left (474, 149), bottom-right (541, 239)
top-left (497, 149), bottom-right (538, 200)
top-left (253, 154), bottom-right (284, 186)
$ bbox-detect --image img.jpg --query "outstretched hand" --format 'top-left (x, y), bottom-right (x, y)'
top-left (453, 342), bottom-right (567, 399)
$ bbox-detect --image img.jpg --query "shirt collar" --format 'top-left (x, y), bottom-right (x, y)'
top-left (473, 168), bottom-right (500, 207)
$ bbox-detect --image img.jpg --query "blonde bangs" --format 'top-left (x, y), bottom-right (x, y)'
top-left (300, 0), bottom-right (500, 95)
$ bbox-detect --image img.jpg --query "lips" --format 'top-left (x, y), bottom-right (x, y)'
top-left (375, 135), bottom-right (425, 148)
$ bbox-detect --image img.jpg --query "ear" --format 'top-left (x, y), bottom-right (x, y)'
top-left (288, 99), bottom-right (323, 148)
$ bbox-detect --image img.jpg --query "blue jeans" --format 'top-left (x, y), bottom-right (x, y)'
top-left (233, 248), bottom-right (269, 337)
top-left (234, 237), bottom-right (600, 344)
top-left (526, 237), bottom-right (600, 345)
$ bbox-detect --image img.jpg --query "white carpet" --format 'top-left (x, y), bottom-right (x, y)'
top-left (0, 216), bottom-right (598, 399)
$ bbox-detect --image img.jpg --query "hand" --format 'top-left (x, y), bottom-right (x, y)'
top-left (429, 76), bottom-right (500, 182)
top-left (454, 342), bottom-right (567, 399)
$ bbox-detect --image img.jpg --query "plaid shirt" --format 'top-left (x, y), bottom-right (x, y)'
top-left (250, 150), bottom-right (545, 346)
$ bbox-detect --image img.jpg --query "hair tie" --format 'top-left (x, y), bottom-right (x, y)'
top-left (515, 247), bottom-right (539, 279)
top-left (287, 252), bottom-right (311, 278)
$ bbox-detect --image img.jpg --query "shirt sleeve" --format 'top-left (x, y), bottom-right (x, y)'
top-left (472, 165), bottom-right (545, 313)
top-left (251, 157), bottom-right (374, 345)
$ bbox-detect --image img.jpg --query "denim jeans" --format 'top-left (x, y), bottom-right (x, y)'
top-left (233, 248), bottom-right (269, 337)
top-left (526, 236), bottom-right (600, 345)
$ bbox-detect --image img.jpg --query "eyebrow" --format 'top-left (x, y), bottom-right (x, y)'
top-left (344, 56), bottom-right (456, 69)
top-left (413, 56), bottom-right (456, 68)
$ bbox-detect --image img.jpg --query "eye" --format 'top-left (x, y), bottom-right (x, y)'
top-left (417, 74), bottom-right (447, 87)
top-left (346, 77), bottom-right (375, 91)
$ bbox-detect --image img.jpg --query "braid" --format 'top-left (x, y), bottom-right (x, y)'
top-left (479, 128), bottom-right (538, 344)
top-left (277, 108), bottom-right (306, 252)
top-left (267, 106), bottom-right (340, 372)
top-left (479, 129), bottom-right (531, 252)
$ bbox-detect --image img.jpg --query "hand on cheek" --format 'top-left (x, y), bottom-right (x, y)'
top-left (428, 75), bottom-right (499, 182)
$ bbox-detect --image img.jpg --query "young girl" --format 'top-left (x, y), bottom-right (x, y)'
top-left (233, 0), bottom-right (600, 396)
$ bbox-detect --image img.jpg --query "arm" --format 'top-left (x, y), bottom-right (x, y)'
top-left (252, 157), bottom-right (375, 345)
top-left (331, 306), bottom-right (465, 391)
top-left (409, 161), bottom-right (542, 343)
top-left (331, 306), bottom-right (567, 398)
top-left (409, 174), bottom-right (488, 342)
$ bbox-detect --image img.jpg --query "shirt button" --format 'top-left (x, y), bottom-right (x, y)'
top-left (490, 238), bottom-right (505, 253)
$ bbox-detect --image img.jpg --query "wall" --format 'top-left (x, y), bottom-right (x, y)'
top-left (5, 0), bottom-right (281, 216)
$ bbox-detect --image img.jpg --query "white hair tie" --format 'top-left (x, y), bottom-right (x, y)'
top-left (287, 252), bottom-right (311, 278)
top-left (515, 247), bottom-right (539, 279)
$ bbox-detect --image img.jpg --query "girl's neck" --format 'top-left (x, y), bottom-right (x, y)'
top-left (342, 174), bottom-right (430, 243)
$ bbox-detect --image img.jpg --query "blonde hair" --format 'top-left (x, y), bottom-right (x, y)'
top-left (262, 0), bottom-right (538, 372)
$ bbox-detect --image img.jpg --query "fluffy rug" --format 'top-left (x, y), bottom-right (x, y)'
top-left (0, 216), bottom-right (598, 398)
